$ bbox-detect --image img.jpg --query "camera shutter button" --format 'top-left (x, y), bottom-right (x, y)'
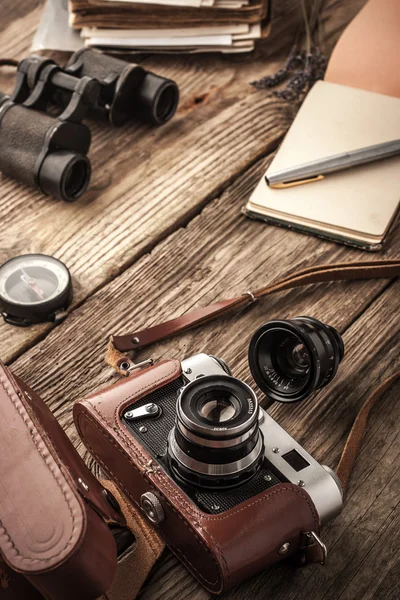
top-left (141, 492), bottom-right (165, 524)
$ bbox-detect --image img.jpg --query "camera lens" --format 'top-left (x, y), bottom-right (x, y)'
top-left (168, 375), bottom-right (264, 489)
top-left (248, 317), bottom-right (344, 403)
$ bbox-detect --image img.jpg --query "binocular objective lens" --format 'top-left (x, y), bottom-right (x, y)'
top-left (155, 84), bottom-right (178, 124)
top-left (64, 159), bottom-right (90, 200)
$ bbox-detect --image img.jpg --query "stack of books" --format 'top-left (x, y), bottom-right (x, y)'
top-left (68, 0), bottom-right (271, 54)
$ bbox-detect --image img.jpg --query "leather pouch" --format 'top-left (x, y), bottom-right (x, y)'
top-left (0, 360), bottom-right (125, 600)
top-left (74, 359), bottom-right (323, 594)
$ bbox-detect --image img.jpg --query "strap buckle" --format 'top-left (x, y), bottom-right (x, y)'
top-left (118, 358), bottom-right (154, 375)
top-left (245, 290), bottom-right (257, 303)
top-left (300, 531), bottom-right (327, 565)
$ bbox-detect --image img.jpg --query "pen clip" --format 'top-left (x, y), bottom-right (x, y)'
top-left (269, 174), bottom-right (324, 189)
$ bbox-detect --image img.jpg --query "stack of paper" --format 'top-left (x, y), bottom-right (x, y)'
top-left (80, 23), bottom-right (262, 53)
top-left (68, 0), bottom-right (271, 54)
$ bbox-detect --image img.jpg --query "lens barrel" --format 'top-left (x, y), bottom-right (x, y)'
top-left (248, 316), bottom-right (344, 403)
top-left (168, 374), bottom-right (264, 489)
top-left (136, 72), bottom-right (179, 125)
top-left (38, 150), bottom-right (91, 202)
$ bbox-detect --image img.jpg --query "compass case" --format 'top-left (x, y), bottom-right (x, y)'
top-left (0, 360), bottom-right (123, 600)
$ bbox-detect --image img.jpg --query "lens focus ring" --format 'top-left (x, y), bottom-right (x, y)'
top-left (168, 373), bottom-right (264, 489)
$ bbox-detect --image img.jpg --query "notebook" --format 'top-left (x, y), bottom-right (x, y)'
top-left (244, 0), bottom-right (400, 251)
top-left (244, 81), bottom-right (400, 251)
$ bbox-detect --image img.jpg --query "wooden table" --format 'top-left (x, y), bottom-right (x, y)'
top-left (1, 1), bottom-right (399, 599)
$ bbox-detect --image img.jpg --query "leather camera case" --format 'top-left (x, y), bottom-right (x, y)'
top-left (0, 360), bottom-right (125, 600)
top-left (74, 360), bottom-right (323, 594)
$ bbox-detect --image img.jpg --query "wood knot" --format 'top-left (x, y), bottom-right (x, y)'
top-left (181, 92), bottom-right (210, 112)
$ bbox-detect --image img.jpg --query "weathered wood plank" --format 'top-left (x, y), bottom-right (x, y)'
top-left (9, 232), bottom-right (400, 600)
top-left (4, 1), bottom-right (398, 598)
top-left (7, 146), bottom-right (399, 599)
top-left (0, 0), bottom-right (367, 363)
top-left (9, 149), bottom-right (399, 426)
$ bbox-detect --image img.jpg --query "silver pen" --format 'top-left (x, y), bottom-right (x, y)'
top-left (266, 139), bottom-right (400, 189)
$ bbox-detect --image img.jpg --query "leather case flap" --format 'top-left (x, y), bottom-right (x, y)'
top-left (0, 362), bottom-right (86, 574)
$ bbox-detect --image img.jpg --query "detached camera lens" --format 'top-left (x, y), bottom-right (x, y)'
top-left (168, 375), bottom-right (263, 489)
top-left (248, 316), bottom-right (344, 403)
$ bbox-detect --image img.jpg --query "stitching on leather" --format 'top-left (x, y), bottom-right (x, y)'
top-left (76, 407), bottom-right (222, 587)
top-left (85, 403), bottom-right (319, 586)
top-left (93, 404), bottom-right (201, 521)
top-left (96, 402), bottom-right (319, 529)
top-left (77, 406), bottom-right (321, 590)
top-left (0, 372), bottom-right (80, 564)
top-left (79, 362), bottom-right (320, 586)
top-left (75, 408), bottom-right (222, 589)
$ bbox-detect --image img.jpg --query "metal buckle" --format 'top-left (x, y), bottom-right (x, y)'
top-left (245, 290), bottom-right (257, 303)
top-left (301, 531), bottom-right (328, 565)
top-left (119, 358), bottom-right (154, 374)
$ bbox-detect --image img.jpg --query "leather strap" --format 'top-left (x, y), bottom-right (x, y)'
top-left (107, 258), bottom-right (400, 495)
top-left (99, 481), bottom-right (164, 600)
top-left (109, 259), bottom-right (400, 362)
top-left (336, 370), bottom-right (400, 492)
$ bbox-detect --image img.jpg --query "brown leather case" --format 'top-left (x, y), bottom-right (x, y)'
top-left (0, 360), bottom-right (125, 600)
top-left (74, 360), bottom-right (322, 594)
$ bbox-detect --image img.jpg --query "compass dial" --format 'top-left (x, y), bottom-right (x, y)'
top-left (0, 254), bottom-right (72, 325)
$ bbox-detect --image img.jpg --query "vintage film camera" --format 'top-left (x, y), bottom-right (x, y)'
top-left (75, 317), bottom-right (345, 593)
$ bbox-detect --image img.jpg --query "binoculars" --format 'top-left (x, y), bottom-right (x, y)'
top-left (0, 93), bottom-right (92, 202)
top-left (0, 49), bottom-right (179, 201)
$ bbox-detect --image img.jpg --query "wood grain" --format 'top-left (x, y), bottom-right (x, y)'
top-left (0, 0), bottom-right (366, 363)
top-left (2, 1), bottom-right (399, 600)
top-left (9, 150), bottom-right (400, 599)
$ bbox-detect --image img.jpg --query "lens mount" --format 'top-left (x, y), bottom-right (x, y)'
top-left (168, 430), bottom-right (263, 478)
top-left (168, 374), bottom-right (264, 489)
top-left (248, 317), bottom-right (344, 403)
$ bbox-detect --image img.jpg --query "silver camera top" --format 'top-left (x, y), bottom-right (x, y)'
top-left (179, 354), bottom-right (343, 525)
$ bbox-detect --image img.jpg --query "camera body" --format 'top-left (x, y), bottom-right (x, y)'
top-left (123, 354), bottom-right (343, 524)
top-left (75, 342), bottom-right (343, 593)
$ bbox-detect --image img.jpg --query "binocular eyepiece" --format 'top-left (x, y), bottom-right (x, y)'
top-left (0, 94), bottom-right (91, 202)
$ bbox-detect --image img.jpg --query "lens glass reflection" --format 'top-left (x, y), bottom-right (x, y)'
top-left (200, 392), bottom-right (237, 424)
top-left (288, 342), bottom-right (310, 370)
